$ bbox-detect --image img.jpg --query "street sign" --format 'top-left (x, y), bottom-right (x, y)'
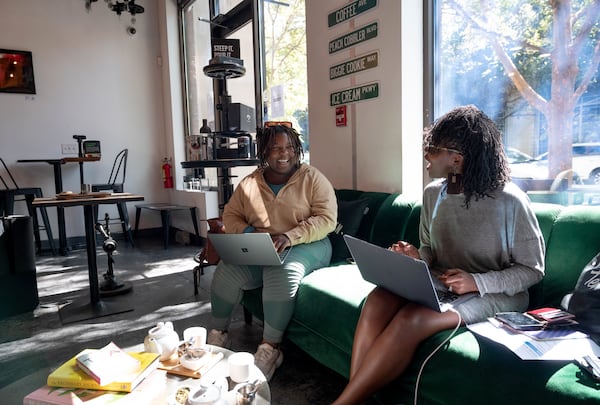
top-left (328, 0), bottom-right (378, 28)
top-left (330, 51), bottom-right (379, 80)
top-left (330, 82), bottom-right (379, 106)
top-left (329, 22), bottom-right (378, 54)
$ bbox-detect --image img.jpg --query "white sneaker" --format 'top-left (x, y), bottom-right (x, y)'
top-left (254, 343), bottom-right (283, 381)
top-left (206, 329), bottom-right (231, 348)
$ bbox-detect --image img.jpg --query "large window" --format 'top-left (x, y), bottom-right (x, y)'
top-left (180, 0), bottom-right (309, 159)
top-left (434, 0), bottom-right (600, 205)
top-left (262, 0), bottom-right (309, 153)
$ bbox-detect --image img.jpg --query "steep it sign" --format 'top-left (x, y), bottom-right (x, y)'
top-left (330, 83), bottom-right (379, 106)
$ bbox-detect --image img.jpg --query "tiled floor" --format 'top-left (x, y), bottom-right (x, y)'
top-left (0, 235), bottom-right (349, 404)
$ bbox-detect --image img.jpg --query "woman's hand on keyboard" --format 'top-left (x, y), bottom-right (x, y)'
top-left (388, 241), bottom-right (419, 259)
top-left (272, 234), bottom-right (291, 253)
top-left (439, 269), bottom-right (478, 295)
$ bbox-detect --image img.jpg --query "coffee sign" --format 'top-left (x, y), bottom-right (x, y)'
top-left (328, 0), bottom-right (378, 28)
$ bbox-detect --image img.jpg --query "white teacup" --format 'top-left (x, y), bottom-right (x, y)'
top-left (183, 326), bottom-right (207, 349)
top-left (228, 352), bottom-right (254, 383)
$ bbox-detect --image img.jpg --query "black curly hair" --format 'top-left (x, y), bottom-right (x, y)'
top-left (423, 105), bottom-right (511, 207)
top-left (256, 125), bottom-right (304, 169)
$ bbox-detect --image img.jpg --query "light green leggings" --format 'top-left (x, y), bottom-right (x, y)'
top-left (210, 237), bottom-right (332, 343)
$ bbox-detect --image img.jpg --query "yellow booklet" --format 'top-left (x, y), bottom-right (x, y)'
top-left (47, 349), bottom-right (159, 392)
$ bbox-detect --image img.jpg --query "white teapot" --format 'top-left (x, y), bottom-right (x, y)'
top-left (144, 321), bottom-right (180, 362)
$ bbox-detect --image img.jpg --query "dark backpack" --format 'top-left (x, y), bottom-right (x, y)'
top-left (563, 252), bottom-right (600, 343)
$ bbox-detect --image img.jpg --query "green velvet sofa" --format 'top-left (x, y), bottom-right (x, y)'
top-left (242, 189), bottom-right (600, 404)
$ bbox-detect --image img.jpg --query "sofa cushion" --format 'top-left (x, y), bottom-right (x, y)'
top-left (526, 203), bottom-right (564, 308)
top-left (531, 202), bottom-right (564, 247)
top-left (329, 198), bottom-right (370, 263)
top-left (287, 264), bottom-right (375, 377)
top-left (543, 204), bottom-right (600, 307)
top-left (335, 190), bottom-right (392, 243)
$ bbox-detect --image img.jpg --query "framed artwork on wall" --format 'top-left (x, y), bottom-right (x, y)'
top-left (0, 49), bottom-right (36, 94)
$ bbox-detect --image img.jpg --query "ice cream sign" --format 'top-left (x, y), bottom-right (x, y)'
top-left (330, 82), bottom-right (379, 106)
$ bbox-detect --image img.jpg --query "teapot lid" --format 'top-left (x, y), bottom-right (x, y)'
top-left (149, 321), bottom-right (175, 335)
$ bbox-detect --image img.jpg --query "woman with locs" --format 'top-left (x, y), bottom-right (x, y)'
top-left (206, 123), bottom-right (337, 381)
top-left (332, 105), bottom-right (545, 404)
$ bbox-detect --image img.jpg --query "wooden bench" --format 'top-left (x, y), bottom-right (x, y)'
top-left (134, 203), bottom-right (200, 249)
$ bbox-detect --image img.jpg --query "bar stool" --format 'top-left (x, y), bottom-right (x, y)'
top-left (0, 158), bottom-right (56, 255)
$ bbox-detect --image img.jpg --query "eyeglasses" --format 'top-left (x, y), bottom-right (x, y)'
top-left (424, 145), bottom-right (462, 155)
top-left (270, 145), bottom-right (296, 154)
top-left (264, 121), bottom-right (292, 128)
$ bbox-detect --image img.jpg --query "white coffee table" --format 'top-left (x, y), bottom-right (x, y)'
top-left (133, 344), bottom-right (271, 405)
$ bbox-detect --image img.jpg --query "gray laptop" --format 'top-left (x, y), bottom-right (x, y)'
top-left (343, 235), bottom-right (476, 312)
top-left (208, 233), bottom-right (292, 266)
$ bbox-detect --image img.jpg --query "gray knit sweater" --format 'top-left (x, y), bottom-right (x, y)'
top-left (419, 179), bottom-right (545, 323)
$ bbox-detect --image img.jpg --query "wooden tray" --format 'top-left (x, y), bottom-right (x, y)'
top-left (56, 192), bottom-right (112, 200)
top-left (158, 351), bottom-right (224, 379)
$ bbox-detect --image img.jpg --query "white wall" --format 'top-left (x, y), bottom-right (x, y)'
top-left (306, 1), bottom-right (424, 197)
top-left (0, 0), bottom-right (209, 239)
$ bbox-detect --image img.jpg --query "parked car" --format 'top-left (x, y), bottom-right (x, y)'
top-left (510, 142), bottom-right (600, 185)
top-left (505, 147), bottom-right (533, 164)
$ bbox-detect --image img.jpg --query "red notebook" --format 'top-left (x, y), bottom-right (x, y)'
top-left (526, 307), bottom-right (577, 325)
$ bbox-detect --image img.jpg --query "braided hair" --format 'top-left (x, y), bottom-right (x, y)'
top-left (423, 105), bottom-right (511, 207)
top-left (256, 125), bottom-right (304, 169)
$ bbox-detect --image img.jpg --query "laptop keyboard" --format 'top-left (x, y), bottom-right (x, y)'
top-left (436, 289), bottom-right (460, 304)
top-left (278, 247), bottom-right (291, 261)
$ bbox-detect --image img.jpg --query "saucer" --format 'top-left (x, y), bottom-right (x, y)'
top-left (180, 351), bottom-right (209, 371)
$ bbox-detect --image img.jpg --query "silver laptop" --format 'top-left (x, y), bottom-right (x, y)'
top-left (207, 233), bottom-right (292, 266)
top-left (343, 235), bottom-right (476, 312)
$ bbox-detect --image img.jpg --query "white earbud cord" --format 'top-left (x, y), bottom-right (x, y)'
top-left (413, 308), bottom-right (462, 405)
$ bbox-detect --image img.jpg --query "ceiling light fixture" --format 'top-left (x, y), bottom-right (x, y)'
top-left (84, 0), bottom-right (144, 35)
top-left (84, 1), bottom-right (144, 22)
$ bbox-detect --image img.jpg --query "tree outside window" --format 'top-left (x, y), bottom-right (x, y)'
top-left (436, 0), bottom-right (600, 195)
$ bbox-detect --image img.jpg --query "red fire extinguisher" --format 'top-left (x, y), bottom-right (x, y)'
top-left (162, 157), bottom-right (173, 188)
